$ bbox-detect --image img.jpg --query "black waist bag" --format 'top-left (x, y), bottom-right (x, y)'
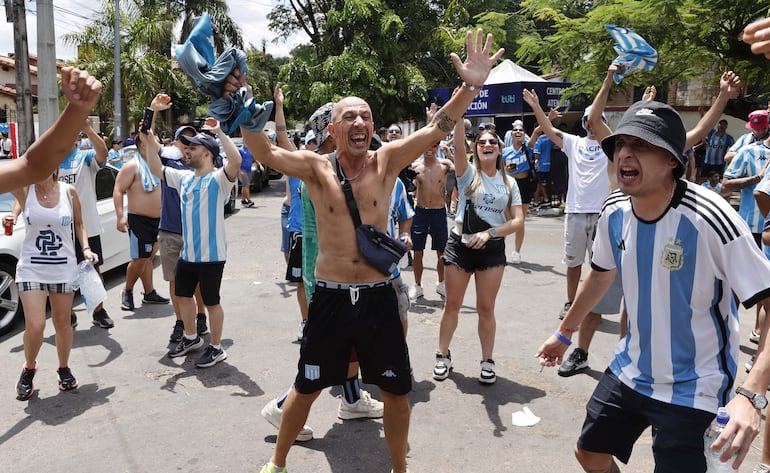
top-left (356, 224), bottom-right (407, 276)
top-left (462, 198), bottom-right (504, 252)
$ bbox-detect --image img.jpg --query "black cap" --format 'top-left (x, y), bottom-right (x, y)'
top-left (180, 133), bottom-right (219, 159)
top-left (601, 101), bottom-right (686, 174)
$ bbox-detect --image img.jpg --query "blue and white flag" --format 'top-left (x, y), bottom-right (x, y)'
top-left (605, 24), bottom-right (658, 84)
top-left (176, 13), bottom-right (273, 135)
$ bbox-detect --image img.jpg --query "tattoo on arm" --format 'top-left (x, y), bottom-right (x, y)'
top-left (276, 125), bottom-right (287, 132)
top-left (435, 111), bottom-right (456, 134)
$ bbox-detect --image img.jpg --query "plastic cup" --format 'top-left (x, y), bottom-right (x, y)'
top-left (3, 216), bottom-right (13, 236)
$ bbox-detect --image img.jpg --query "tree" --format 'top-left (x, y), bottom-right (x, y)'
top-left (516, 0), bottom-right (770, 116)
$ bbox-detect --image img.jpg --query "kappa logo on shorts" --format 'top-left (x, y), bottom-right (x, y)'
top-left (304, 364), bottom-right (320, 380)
top-left (381, 369), bottom-right (397, 378)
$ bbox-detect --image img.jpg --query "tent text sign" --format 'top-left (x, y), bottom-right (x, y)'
top-left (428, 81), bottom-right (574, 117)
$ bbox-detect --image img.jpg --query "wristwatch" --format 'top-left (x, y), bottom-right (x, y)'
top-left (735, 386), bottom-right (768, 409)
top-left (488, 227), bottom-right (497, 238)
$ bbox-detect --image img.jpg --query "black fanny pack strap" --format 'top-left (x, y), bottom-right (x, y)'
top-left (329, 152), bottom-right (363, 228)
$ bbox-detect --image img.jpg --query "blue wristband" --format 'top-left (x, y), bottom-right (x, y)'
top-left (554, 330), bottom-right (572, 346)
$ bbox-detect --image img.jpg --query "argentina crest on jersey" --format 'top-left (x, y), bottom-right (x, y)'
top-left (660, 237), bottom-right (684, 271)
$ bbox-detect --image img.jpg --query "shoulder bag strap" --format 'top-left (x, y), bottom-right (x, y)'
top-left (328, 152), bottom-right (363, 228)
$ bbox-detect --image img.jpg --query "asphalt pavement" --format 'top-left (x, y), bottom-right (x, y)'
top-left (0, 178), bottom-right (764, 472)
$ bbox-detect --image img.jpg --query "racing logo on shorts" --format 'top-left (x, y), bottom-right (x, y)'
top-left (304, 364), bottom-right (320, 381)
top-left (661, 239), bottom-right (683, 271)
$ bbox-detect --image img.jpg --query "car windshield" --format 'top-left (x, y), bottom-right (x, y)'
top-left (0, 192), bottom-right (15, 212)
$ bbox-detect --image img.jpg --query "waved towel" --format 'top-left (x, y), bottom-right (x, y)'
top-left (176, 12), bottom-right (273, 135)
top-left (605, 24), bottom-right (657, 84)
top-left (135, 154), bottom-right (160, 192)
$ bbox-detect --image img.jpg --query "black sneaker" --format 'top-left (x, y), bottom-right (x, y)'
top-left (57, 367), bottom-right (78, 391)
top-left (169, 320), bottom-right (184, 343)
top-left (70, 312), bottom-right (78, 329)
top-left (558, 301), bottom-right (572, 320)
top-left (244, 200), bottom-right (255, 208)
top-left (195, 345), bottom-right (227, 368)
top-left (142, 290), bottom-right (170, 305)
top-left (558, 348), bottom-right (589, 377)
top-left (121, 289), bottom-right (134, 310)
top-left (196, 313), bottom-right (209, 336)
top-left (92, 308), bottom-right (114, 328)
top-left (168, 336), bottom-right (204, 358)
top-left (16, 365), bottom-right (36, 400)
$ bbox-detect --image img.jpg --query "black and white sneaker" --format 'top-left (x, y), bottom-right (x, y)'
top-left (121, 289), bottom-right (134, 311)
top-left (558, 348), bottom-right (589, 377)
top-left (168, 336), bottom-right (204, 358)
top-left (432, 351), bottom-right (452, 380)
top-left (142, 290), bottom-right (170, 305)
top-left (195, 345), bottom-right (227, 368)
top-left (479, 358), bottom-right (496, 384)
top-left (558, 301), bottom-right (572, 320)
top-left (16, 364), bottom-right (36, 400)
top-left (70, 312), bottom-right (78, 329)
top-left (169, 320), bottom-right (184, 343)
top-left (57, 367), bottom-right (78, 391)
top-left (92, 309), bottom-right (114, 328)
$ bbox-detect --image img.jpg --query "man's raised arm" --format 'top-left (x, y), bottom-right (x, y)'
top-left (684, 71), bottom-right (741, 149)
top-left (386, 29), bottom-right (504, 172)
top-left (0, 67), bottom-right (102, 194)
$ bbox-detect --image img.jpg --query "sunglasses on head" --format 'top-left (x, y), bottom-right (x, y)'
top-left (478, 139), bottom-right (498, 145)
top-left (388, 129), bottom-right (401, 134)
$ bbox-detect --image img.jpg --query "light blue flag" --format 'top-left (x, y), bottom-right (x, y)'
top-left (605, 24), bottom-right (658, 84)
top-left (175, 13), bottom-right (273, 135)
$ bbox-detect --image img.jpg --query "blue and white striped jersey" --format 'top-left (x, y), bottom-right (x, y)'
top-left (703, 129), bottom-right (734, 166)
top-left (728, 132), bottom-right (768, 153)
top-left (723, 142), bottom-right (770, 233)
top-left (163, 166), bottom-right (236, 263)
top-left (593, 180), bottom-right (770, 413)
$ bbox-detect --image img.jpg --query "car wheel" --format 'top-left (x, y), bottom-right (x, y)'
top-left (0, 259), bottom-right (22, 336)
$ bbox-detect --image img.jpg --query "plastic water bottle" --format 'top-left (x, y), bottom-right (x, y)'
top-left (704, 407), bottom-right (737, 472)
top-left (398, 235), bottom-right (409, 269)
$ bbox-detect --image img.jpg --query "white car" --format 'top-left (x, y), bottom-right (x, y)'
top-left (0, 163), bottom-right (131, 336)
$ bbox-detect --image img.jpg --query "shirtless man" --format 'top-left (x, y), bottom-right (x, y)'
top-left (409, 126), bottom-right (454, 300)
top-left (113, 133), bottom-right (169, 312)
top-left (243, 29), bottom-right (504, 473)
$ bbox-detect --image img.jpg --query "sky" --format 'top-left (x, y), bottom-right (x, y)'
top-left (0, 0), bottom-right (308, 60)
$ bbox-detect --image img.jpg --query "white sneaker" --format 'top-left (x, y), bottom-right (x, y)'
top-left (260, 398), bottom-right (314, 441)
top-left (436, 281), bottom-right (446, 297)
top-left (408, 284), bottom-right (423, 300)
top-left (433, 351), bottom-right (452, 380)
top-left (510, 251), bottom-right (521, 265)
top-left (480, 358), bottom-right (496, 384)
top-left (297, 320), bottom-right (306, 342)
top-left (337, 389), bottom-right (384, 420)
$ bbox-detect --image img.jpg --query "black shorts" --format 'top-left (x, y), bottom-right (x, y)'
top-left (128, 213), bottom-right (160, 259)
top-left (578, 369), bottom-right (714, 471)
top-left (441, 231), bottom-right (506, 273)
top-left (75, 235), bottom-right (103, 268)
top-left (294, 282), bottom-right (412, 395)
top-left (515, 176), bottom-right (535, 204)
top-left (286, 232), bottom-right (303, 283)
top-left (174, 259), bottom-right (225, 306)
top-left (411, 206), bottom-right (448, 251)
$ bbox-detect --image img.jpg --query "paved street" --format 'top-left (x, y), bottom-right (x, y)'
top-left (0, 178), bottom-right (764, 472)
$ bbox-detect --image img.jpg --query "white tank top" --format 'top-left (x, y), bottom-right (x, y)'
top-left (16, 184), bottom-right (78, 284)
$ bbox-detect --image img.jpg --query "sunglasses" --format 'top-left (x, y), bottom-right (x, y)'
top-left (388, 129), bottom-right (401, 134)
top-left (512, 128), bottom-right (524, 132)
top-left (478, 139), bottom-right (498, 145)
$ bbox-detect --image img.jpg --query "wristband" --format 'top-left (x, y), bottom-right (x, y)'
top-left (462, 82), bottom-right (482, 92)
top-left (554, 330), bottom-right (572, 346)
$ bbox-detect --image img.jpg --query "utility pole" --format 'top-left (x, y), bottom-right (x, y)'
top-left (37, 0), bottom-right (58, 135)
top-left (10, 0), bottom-right (34, 154)
top-left (113, 0), bottom-right (122, 140)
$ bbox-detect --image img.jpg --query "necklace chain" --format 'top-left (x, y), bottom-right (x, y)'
top-left (340, 157), bottom-right (367, 183)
